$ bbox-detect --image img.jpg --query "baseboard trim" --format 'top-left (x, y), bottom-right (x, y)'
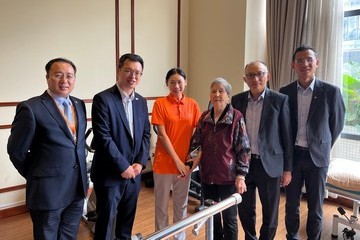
top-left (0, 204), bottom-right (28, 220)
top-left (326, 195), bottom-right (354, 209)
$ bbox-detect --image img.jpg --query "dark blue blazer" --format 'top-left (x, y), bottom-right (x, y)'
top-left (231, 88), bottom-right (293, 177)
top-left (7, 91), bottom-right (87, 210)
top-left (90, 85), bottom-right (151, 186)
top-left (280, 79), bottom-right (345, 167)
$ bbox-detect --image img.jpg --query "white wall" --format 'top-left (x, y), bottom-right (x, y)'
top-left (0, 0), bottom-right (116, 101)
top-left (132, 0), bottom-right (179, 97)
top-left (187, 0), bottom-right (247, 110)
top-left (186, 0), bottom-right (267, 110)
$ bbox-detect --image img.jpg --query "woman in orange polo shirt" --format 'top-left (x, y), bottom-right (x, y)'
top-left (151, 68), bottom-right (201, 240)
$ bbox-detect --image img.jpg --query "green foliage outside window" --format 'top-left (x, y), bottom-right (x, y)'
top-left (342, 61), bottom-right (360, 132)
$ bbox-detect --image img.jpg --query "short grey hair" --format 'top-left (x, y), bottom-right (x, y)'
top-left (210, 77), bottom-right (232, 95)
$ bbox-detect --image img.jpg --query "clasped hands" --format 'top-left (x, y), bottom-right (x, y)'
top-left (177, 159), bottom-right (194, 179)
top-left (121, 163), bottom-right (142, 179)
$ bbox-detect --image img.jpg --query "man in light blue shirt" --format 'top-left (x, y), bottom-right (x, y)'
top-left (280, 45), bottom-right (345, 240)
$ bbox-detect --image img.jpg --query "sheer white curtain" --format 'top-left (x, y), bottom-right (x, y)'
top-left (303, 0), bottom-right (344, 86)
top-left (266, 0), bottom-right (344, 89)
top-left (266, 0), bottom-right (307, 90)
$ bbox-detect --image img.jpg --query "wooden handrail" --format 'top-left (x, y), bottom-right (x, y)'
top-left (0, 184), bottom-right (26, 194)
top-left (0, 97), bottom-right (161, 107)
top-left (0, 102), bottom-right (19, 107)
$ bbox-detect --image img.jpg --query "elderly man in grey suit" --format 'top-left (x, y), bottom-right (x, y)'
top-left (280, 45), bottom-right (345, 240)
top-left (231, 61), bottom-right (293, 240)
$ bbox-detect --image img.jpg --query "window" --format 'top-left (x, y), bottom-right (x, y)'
top-left (343, 0), bottom-right (360, 140)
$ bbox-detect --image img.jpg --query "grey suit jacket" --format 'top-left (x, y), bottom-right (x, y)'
top-left (279, 78), bottom-right (345, 167)
top-left (231, 88), bottom-right (293, 178)
top-left (7, 91), bottom-right (87, 210)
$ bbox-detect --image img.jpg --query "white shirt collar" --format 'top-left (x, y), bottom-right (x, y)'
top-left (297, 77), bottom-right (315, 91)
top-left (247, 88), bottom-right (266, 102)
top-left (47, 89), bottom-right (71, 106)
top-left (116, 84), bottom-right (135, 101)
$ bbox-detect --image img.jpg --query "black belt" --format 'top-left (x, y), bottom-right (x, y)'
top-left (295, 145), bottom-right (309, 151)
top-left (251, 154), bottom-right (261, 160)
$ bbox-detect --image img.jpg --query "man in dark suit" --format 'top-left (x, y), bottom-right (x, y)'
top-left (280, 46), bottom-right (345, 240)
top-left (7, 58), bottom-right (87, 240)
top-left (91, 53), bottom-right (151, 240)
top-left (232, 61), bottom-right (293, 240)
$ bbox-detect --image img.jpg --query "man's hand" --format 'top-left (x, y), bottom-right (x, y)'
top-left (132, 163), bottom-right (143, 176)
top-left (281, 171), bottom-right (292, 187)
top-left (121, 165), bottom-right (136, 179)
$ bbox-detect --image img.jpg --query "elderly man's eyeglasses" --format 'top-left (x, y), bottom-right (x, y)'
top-left (123, 69), bottom-right (142, 77)
top-left (294, 57), bottom-right (315, 65)
top-left (245, 71), bottom-right (267, 79)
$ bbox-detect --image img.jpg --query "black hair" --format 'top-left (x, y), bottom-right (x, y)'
top-left (165, 67), bottom-right (187, 84)
top-left (292, 45), bottom-right (317, 61)
top-left (45, 58), bottom-right (77, 75)
top-left (118, 53), bottom-right (144, 70)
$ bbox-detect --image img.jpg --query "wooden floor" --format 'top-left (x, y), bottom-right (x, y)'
top-left (0, 181), bottom-right (358, 240)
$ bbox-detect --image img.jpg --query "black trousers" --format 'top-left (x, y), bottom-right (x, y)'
top-left (93, 177), bottom-right (141, 240)
top-left (238, 157), bottom-right (281, 240)
top-left (202, 182), bottom-right (238, 240)
top-left (29, 193), bottom-right (84, 240)
top-left (285, 148), bottom-right (328, 240)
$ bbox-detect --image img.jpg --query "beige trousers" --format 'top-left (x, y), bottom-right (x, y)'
top-left (153, 173), bottom-right (191, 240)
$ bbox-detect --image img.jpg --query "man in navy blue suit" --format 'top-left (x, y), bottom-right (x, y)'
top-left (280, 46), bottom-right (345, 240)
top-left (8, 58), bottom-right (88, 240)
top-left (91, 53), bottom-right (151, 240)
top-left (232, 61), bottom-right (293, 240)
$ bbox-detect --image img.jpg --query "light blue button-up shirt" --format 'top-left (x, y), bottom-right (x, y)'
top-left (246, 89), bottom-right (265, 155)
top-left (296, 78), bottom-right (315, 147)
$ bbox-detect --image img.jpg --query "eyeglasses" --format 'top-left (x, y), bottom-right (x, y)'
top-left (123, 69), bottom-right (142, 77)
top-left (294, 57), bottom-right (315, 65)
top-left (245, 71), bottom-right (267, 79)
